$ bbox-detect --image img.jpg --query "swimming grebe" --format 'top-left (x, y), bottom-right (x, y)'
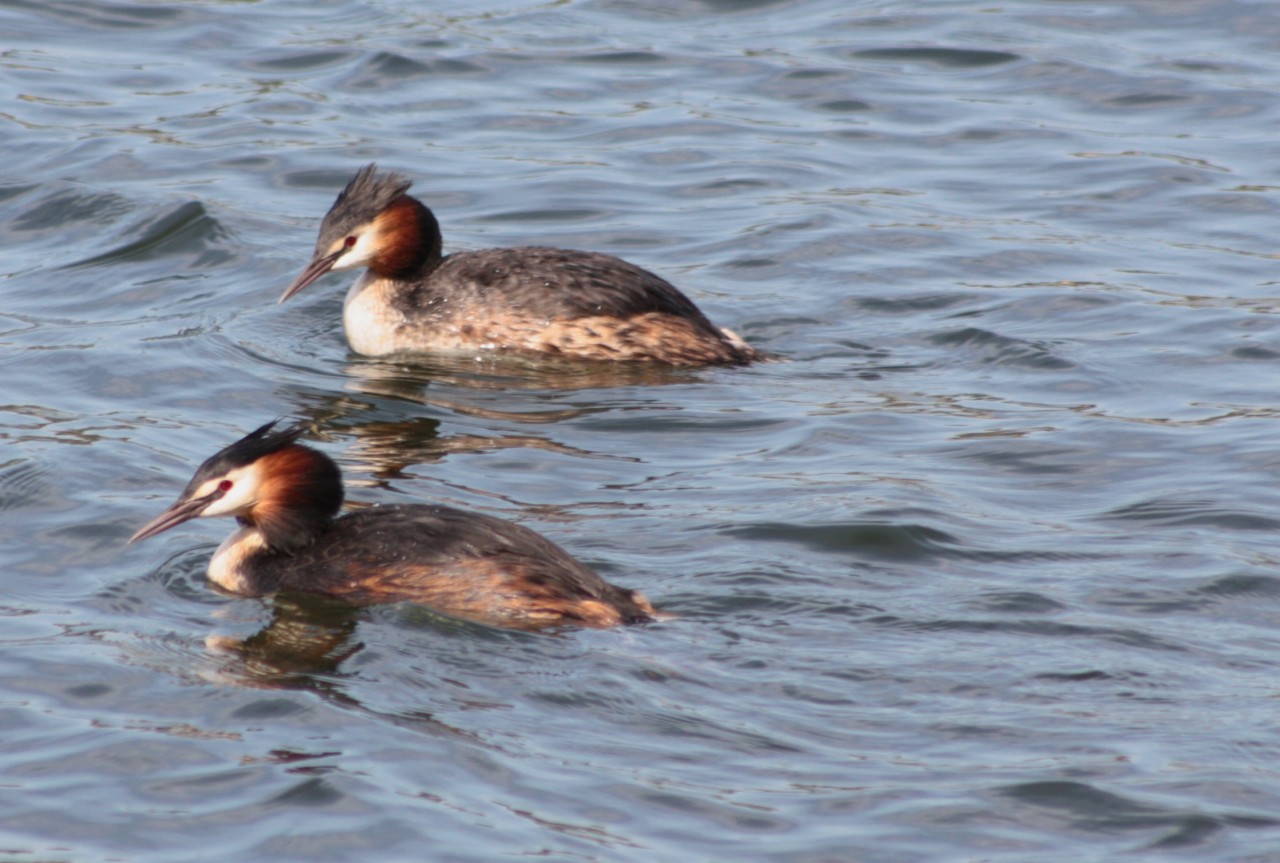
top-left (129, 421), bottom-right (658, 630)
top-left (279, 164), bottom-right (760, 365)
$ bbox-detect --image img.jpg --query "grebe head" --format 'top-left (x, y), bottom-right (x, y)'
top-left (129, 421), bottom-right (343, 551)
top-left (279, 164), bottom-right (441, 303)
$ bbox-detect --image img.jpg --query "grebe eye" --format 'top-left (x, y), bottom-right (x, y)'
top-left (218, 480), bottom-right (233, 493)
top-left (344, 236), bottom-right (357, 248)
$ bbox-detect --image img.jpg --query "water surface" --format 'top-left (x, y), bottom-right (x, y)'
top-left (4, 0), bottom-right (1280, 859)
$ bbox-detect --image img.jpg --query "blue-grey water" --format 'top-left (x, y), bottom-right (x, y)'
top-left (4, 0), bottom-right (1280, 859)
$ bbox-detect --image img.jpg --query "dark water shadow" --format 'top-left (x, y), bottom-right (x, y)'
top-left (260, 344), bottom-right (702, 481)
top-left (338, 350), bottom-right (707, 397)
top-left (994, 779), bottom-right (1278, 851)
top-left (272, 383), bottom-right (629, 482)
top-left (113, 541), bottom-right (619, 752)
top-left (109, 562), bottom-right (511, 746)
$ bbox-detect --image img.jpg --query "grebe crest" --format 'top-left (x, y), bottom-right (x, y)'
top-left (279, 164), bottom-right (762, 366)
top-left (130, 421), bottom-right (660, 630)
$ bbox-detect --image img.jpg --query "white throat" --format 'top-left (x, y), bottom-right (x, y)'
top-left (342, 272), bottom-right (405, 356)
top-left (207, 524), bottom-right (268, 595)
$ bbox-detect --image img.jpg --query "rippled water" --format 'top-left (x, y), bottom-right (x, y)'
top-left (5, 0), bottom-right (1280, 859)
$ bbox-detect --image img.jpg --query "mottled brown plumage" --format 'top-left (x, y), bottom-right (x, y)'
top-left (130, 422), bottom-right (658, 630)
top-left (280, 164), bottom-right (761, 365)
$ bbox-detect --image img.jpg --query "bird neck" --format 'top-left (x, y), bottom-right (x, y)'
top-left (370, 195), bottom-right (444, 281)
top-left (208, 523), bottom-right (270, 595)
top-left (247, 445), bottom-right (345, 553)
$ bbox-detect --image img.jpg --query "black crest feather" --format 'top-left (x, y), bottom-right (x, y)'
top-left (315, 164), bottom-right (414, 255)
top-left (217, 420), bottom-right (306, 467)
top-left (182, 420), bottom-right (305, 494)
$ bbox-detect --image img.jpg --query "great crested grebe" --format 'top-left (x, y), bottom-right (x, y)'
top-left (129, 422), bottom-right (658, 630)
top-left (279, 164), bottom-right (761, 365)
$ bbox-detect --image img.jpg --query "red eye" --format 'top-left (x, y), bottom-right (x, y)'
top-left (344, 236), bottom-right (357, 248)
top-left (218, 480), bottom-right (233, 492)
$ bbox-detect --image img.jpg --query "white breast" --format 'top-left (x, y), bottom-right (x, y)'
top-left (342, 273), bottom-right (407, 356)
top-left (207, 525), bottom-right (267, 595)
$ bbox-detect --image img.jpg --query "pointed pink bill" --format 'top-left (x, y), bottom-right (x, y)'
top-left (129, 490), bottom-right (220, 544)
top-left (279, 249), bottom-right (342, 304)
